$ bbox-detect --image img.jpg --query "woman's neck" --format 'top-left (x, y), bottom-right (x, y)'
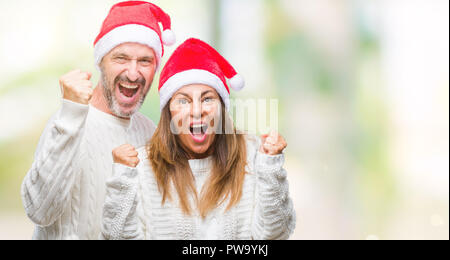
top-left (186, 146), bottom-right (215, 160)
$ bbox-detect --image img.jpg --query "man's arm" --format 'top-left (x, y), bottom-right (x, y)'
top-left (21, 70), bottom-right (93, 226)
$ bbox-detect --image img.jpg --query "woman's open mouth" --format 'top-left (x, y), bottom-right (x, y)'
top-left (189, 123), bottom-right (208, 143)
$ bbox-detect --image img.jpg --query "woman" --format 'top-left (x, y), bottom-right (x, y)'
top-left (101, 38), bottom-right (295, 240)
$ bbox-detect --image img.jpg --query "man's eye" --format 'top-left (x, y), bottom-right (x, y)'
top-left (139, 60), bottom-right (152, 66)
top-left (114, 57), bottom-right (127, 63)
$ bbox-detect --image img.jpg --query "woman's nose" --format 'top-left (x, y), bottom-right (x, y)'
top-left (191, 99), bottom-right (203, 119)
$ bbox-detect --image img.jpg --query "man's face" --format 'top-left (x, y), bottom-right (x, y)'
top-left (100, 42), bottom-right (156, 118)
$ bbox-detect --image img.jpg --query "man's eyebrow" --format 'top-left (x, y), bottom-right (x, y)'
top-left (139, 56), bottom-right (155, 60)
top-left (111, 52), bottom-right (130, 58)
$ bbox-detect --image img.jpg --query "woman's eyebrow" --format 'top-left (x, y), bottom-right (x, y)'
top-left (201, 90), bottom-right (216, 97)
top-left (174, 92), bottom-right (192, 99)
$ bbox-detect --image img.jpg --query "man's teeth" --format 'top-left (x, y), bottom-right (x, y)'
top-left (120, 83), bottom-right (139, 89)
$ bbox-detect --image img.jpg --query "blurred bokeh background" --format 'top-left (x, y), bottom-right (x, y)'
top-left (0, 0), bottom-right (448, 240)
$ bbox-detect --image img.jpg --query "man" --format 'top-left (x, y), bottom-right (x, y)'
top-left (21, 1), bottom-right (176, 239)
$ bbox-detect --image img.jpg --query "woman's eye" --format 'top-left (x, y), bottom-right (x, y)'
top-left (178, 99), bottom-right (188, 105)
top-left (203, 97), bottom-right (213, 103)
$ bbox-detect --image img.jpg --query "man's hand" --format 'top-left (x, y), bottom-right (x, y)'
top-left (59, 69), bottom-right (93, 105)
top-left (112, 144), bottom-right (140, 168)
top-left (260, 130), bottom-right (287, 155)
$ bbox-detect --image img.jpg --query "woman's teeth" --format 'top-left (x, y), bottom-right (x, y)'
top-left (189, 124), bottom-right (208, 143)
top-left (190, 124), bottom-right (208, 135)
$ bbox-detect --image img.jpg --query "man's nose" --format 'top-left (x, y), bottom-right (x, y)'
top-left (126, 61), bottom-right (140, 82)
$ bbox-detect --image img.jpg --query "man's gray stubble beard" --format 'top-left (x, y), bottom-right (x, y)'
top-left (100, 69), bottom-right (151, 118)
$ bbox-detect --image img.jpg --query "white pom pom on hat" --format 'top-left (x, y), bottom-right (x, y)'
top-left (162, 29), bottom-right (176, 46)
top-left (229, 74), bottom-right (245, 91)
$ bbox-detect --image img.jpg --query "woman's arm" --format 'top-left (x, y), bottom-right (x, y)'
top-left (251, 132), bottom-right (296, 240)
top-left (101, 162), bottom-right (144, 240)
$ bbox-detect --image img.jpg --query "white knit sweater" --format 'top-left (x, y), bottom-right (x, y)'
top-left (101, 136), bottom-right (296, 240)
top-left (21, 99), bottom-right (155, 240)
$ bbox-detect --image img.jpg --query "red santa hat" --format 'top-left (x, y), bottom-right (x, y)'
top-left (158, 38), bottom-right (245, 111)
top-left (93, 1), bottom-right (175, 70)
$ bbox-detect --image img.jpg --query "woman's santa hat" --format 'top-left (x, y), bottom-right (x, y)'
top-left (158, 38), bottom-right (245, 111)
top-left (93, 1), bottom-right (175, 70)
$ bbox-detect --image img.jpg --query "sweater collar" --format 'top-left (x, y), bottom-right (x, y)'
top-left (89, 104), bottom-right (132, 128)
top-left (188, 156), bottom-right (213, 174)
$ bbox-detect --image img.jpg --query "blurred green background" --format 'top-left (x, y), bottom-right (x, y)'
top-left (0, 0), bottom-right (448, 239)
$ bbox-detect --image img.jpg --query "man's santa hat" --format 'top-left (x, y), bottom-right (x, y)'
top-left (158, 38), bottom-right (245, 111)
top-left (93, 1), bottom-right (175, 70)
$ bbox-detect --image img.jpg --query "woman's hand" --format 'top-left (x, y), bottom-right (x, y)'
top-left (260, 131), bottom-right (287, 155)
top-left (112, 144), bottom-right (140, 167)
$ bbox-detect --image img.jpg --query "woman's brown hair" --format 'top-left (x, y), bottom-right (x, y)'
top-left (147, 100), bottom-right (247, 218)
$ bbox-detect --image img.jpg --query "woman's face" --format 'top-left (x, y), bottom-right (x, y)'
top-left (169, 84), bottom-right (222, 159)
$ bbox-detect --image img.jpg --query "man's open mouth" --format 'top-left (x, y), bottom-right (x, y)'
top-left (118, 82), bottom-right (140, 98)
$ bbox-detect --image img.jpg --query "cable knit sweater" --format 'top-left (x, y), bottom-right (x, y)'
top-left (21, 99), bottom-right (156, 240)
top-left (101, 136), bottom-right (296, 240)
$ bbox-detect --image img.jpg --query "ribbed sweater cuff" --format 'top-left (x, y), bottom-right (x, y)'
top-left (55, 99), bottom-right (89, 134)
top-left (112, 163), bottom-right (139, 180)
top-left (255, 152), bottom-right (285, 177)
